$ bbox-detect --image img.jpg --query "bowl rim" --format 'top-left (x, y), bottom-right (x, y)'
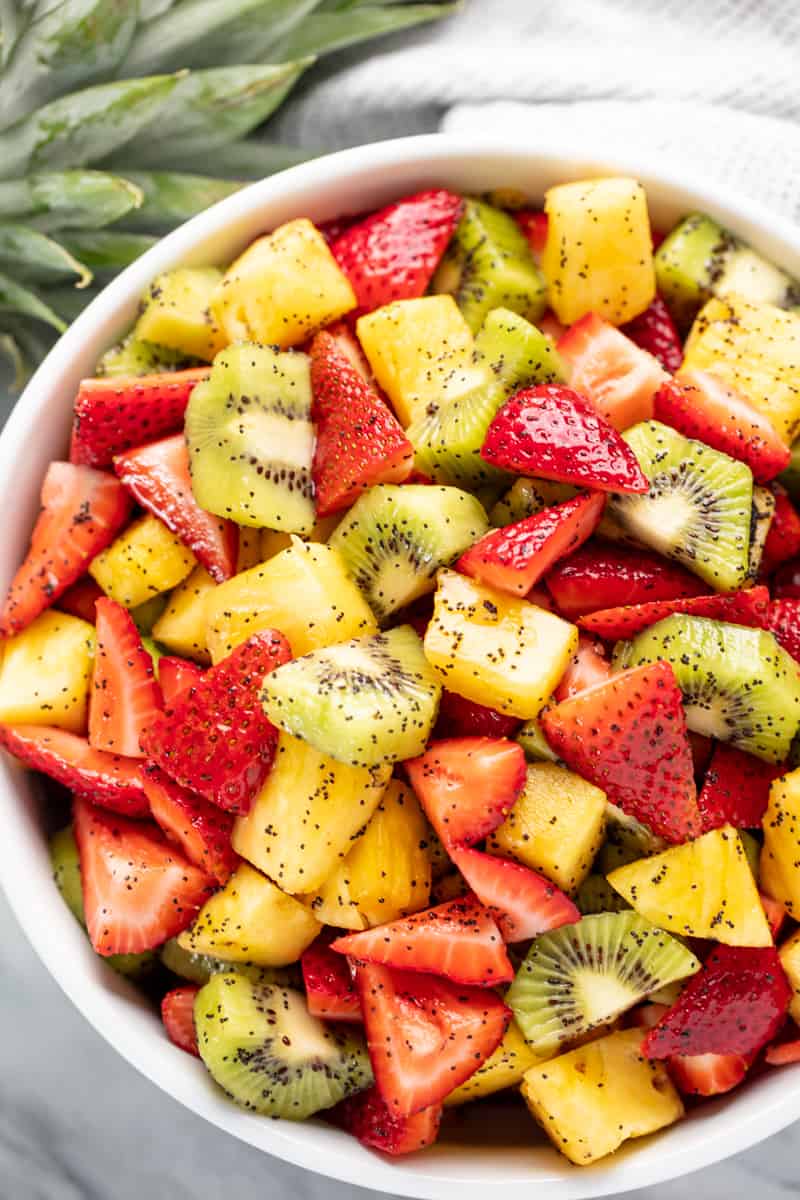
top-left (2, 132), bottom-right (800, 1200)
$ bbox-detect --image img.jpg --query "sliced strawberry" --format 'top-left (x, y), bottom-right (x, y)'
top-left (557, 313), bottom-right (668, 430)
top-left (140, 630), bottom-right (291, 814)
top-left (482, 385), bottom-right (649, 494)
top-left (434, 691), bottom-right (520, 740)
top-left (57, 576), bottom-right (105, 624)
top-left (89, 598), bottom-right (163, 759)
top-left (0, 462), bottom-right (132, 636)
top-left (545, 541), bottom-right (705, 621)
top-left (655, 370), bottom-right (790, 484)
top-left (331, 189), bottom-right (463, 316)
top-left (668, 1052), bottom-right (750, 1097)
top-left (457, 492), bottom-right (605, 596)
top-left (620, 297), bottom-right (684, 373)
top-left (332, 895), bottom-right (513, 987)
top-left (761, 893), bottom-right (787, 941)
top-left (578, 585), bottom-right (771, 641)
top-left (451, 846), bottom-right (579, 942)
top-left (766, 597), bottom-right (800, 664)
top-left (774, 558), bottom-right (800, 598)
top-left (765, 1025), bottom-right (800, 1065)
top-left (698, 743), bottom-right (785, 832)
top-left (161, 985), bottom-right (200, 1056)
top-left (538, 311), bottom-right (567, 344)
top-left (158, 656), bottom-right (206, 707)
top-left (0, 723), bottom-right (148, 816)
top-left (114, 434), bottom-right (237, 583)
top-left (318, 211), bottom-right (372, 245)
top-left (553, 634), bottom-right (612, 702)
top-left (405, 737), bottom-right (526, 851)
top-left (761, 488), bottom-right (800, 577)
top-left (73, 797), bottom-right (214, 955)
top-left (515, 209), bottom-right (548, 261)
top-left (354, 961), bottom-right (510, 1116)
top-left (689, 732), bottom-right (714, 779)
top-left (143, 765), bottom-right (238, 885)
top-left (642, 945), bottom-right (791, 1059)
top-left (541, 661), bottom-right (702, 843)
top-left (322, 318), bottom-right (373, 381)
top-left (302, 934), bottom-right (361, 1023)
top-left (310, 331), bottom-right (414, 516)
top-left (330, 1086), bottom-right (441, 1156)
top-left (70, 368), bottom-right (209, 468)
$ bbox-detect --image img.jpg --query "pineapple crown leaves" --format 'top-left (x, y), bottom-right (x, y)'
top-left (0, 0), bottom-right (458, 383)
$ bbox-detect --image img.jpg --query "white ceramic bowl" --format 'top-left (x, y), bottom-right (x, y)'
top-left (2, 135), bottom-right (800, 1200)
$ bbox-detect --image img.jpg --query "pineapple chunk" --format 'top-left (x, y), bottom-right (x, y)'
top-left (779, 930), bottom-right (800, 1024)
top-left (761, 768), bottom-right (800, 917)
top-left (521, 1028), bottom-right (683, 1165)
top-left (542, 178), bottom-right (656, 325)
top-left (134, 267), bottom-right (226, 360)
top-left (423, 569), bottom-right (578, 719)
top-left (445, 1020), bottom-right (542, 1106)
top-left (356, 296), bottom-right (485, 427)
top-left (178, 863), bottom-right (320, 967)
top-left (211, 218), bottom-right (355, 349)
top-left (609, 825), bottom-right (772, 947)
top-left (205, 539), bottom-right (376, 663)
top-left (232, 732), bottom-right (391, 893)
top-left (235, 528), bottom-right (264, 573)
top-left (488, 762), bottom-right (606, 893)
top-left (90, 514), bottom-right (195, 609)
top-left (152, 565), bottom-right (216, 664)
top-left (0, 611), bottom-right (94, 732)
top-left (259, 515), bottom-right (342, 563)
top-left (302, 779), bottom-right (431, 930)
top-left (683, 294), bottom-right (800, 444)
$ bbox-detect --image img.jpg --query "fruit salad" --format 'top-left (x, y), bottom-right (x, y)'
top-left (4, 178), bottom-right (800, 1167)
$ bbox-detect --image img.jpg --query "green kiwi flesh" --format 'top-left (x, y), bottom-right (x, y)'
top-left (516, 715), bottom-right (560, 763)
top-left (96, 334), bottom-right (190, 377)
top-left (575, 875), bottom-right (630, 916)
top-left (747, 485), bottom-right (776, 582)
top-left (597, 804), bottom-right (667, 874)
top-left (159, 936), bottom-right (300, 988)
top-left (490, 477), bottom-right (578, 527)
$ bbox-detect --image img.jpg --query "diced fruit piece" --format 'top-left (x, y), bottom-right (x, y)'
top-left (598, 804), bottom-right (667, 874)
top-left (542, 178), bottom-right (655, 325)
top-left (521, 1028), bottom-right (683, 1166)
top-left (185, 342), bottom-right (315, 534)
top-left (141, 629), bottom-right (290, 814)
top-left (765, 1034), bottom-right (800, 1066)
top-left (57, 576), bottom-right (104, 624)
top-left (762, 893), bottom-right (787, 940)
top-left (143, 766), bottom-right (238, 885)
top-left (435, 690), bottom-right (520, 740)
top-left (762, 770), bottom-right (800, 918)
top-left (354, 961), bottom-right (510, 1117)
top-left (490, 476), bottom-right (576, 528)
top-left (608, 824), bottom-right (772, 946)
top-left (158, 656), bottom-right (205, 706)
top-left (451, 846), bottom-right (579, 942)
top-left (576, 874), bottom-right (630, 915)
top-left (258, 514), bottom-right (341, 564)
top-left (96, 335), bottom-right (189, 379)
top-left (302, 935), bottom-right (361, 1023)
top-left (161, 986), bottom-right (200, 1057)
top-left (135, 267), bottom-right (226, 360)
top-left (445, 1019), bottom-right (541, 1105)
top-left (774, 557), bottom-right (800, 597)
top-left (515, 717), bottom-right (559, 763)
top-left (779, 931), bottom-right (800, 1023)
top-left (545, 541), bottom-right (704, 621)
top-left (151, 565), bottom-right (214, 664)
top-left (761, 487), bottom-right (800, 575)
top-left (579, 585), bottom-right (770, 640)
top-left (195, 975), bottom-right (371, 1119)
top-left (232, 731), bottom-right (390, 893)
top-left (74, 797), bottom-right (214, 955)
top-left (211, 219), bottom-right (356, 348)
top-left (89, 513), bottom-right (195, 609)
top-left (698, 744), bottom-right (784, 832)
top-left (669, 1052), bottom-right (750, 1097)
top-left (767, 597), bottom-right (800, 664)
top-left (0, 610), bottom-right (94, 733)
top-left (159, 936), bottom-right (298, 988)
top-left (557, 313), bottom-right (668, 430)
top-left (748, 483), bottom-right (778, 583)
top-left (554, 634), bottom-right (612, 701)
top-left (620, 296), bottom-right (684, 373)
top-left (331, 1087), bottom-right (441, 1156)
top-left (91, 600), bottom-right (162, 761)
top-left (515, 209), bottom-right (548, 260)
top-left (423, 570), bottom-right (577, 719)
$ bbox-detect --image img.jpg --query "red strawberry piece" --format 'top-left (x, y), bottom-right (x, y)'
top-left (668, 1052), bottom-right (750, 1097)
top-left (57, 576), bottom-right (105, 624)
top-left (0, 723), bottom-right (148, 816)
top-left (557, 313), bottom-right (669, 430)
top-left (553, 634), bottom-right (612, 702)
top-left (405, 737), bottom-right (526, 851)
top-left (70, 368), bottom-right (209, 468)
top-left (630, 1002), bottom-right (669, 1030)
top-left (773, 558), bottom-right (800, 598)
top-left (481, 385), bottom-right (649, 494)
top-left (766, 597), bottom-right (800, 664)
top-left (140, 629), bottom-right (291, 814)
top-left (545, 542), bottom-right (705, 621)
top-left (765, 1024), bottom-right (800, 1065)
top-left (577, 585), bottom-right (771, 641)
top-left (761, 487), bottom-right (800, 576)
top-left (310, 331), bottom-right (414, 516)
top-left (451, 846), bottom-right (579, 943)
top-left (114, 434), bottom-right (237, 583)
top-left (321, 318), bottom-right (373, 381)
top-left (158, 656), bottom-right (205, 707)
top-left (317, 211), bottom-right (372, 245)
top-left (689, 732), bottom-right (714, 779)
top-left (330, 189), bottom-right (463, 316)
top-left (761, 893), bottom-right (787, 941)
top-left (698, 743), bottom-right (785, 832)
top-left (331, 895), bottom-right (513, 987)
top-left (457, 492), bottom-right (605, 596)
top-left (329, 1086), bottom-right (441, 1156)
top-left (541, 661), bottom-right (702, 843)
top-left (642, 945), bottom-right (791, 1060)
top-left (655, 370), bottom-right (790, 484)
top-left (89, 598), bottom-right (163, 759)
top-left (0, 462), bottom-right (132, 636)
top-left (73, 797), bottom-right (214, 955)
top-left (301, 933), bottom-right (361, 1023)
top-left (143, 765), bottom-right (238, 885)
top-left (353, 961), bottom-right (510, 1116)
top-left (435, 690), bottom-right (520, 740)
top-left (515, 209), bottom-right (548, 261)
top-left (538, 311), bottom-right (567, 344)
top-left (620, 296), bottom-right (684, 373)
top-left (161, 985), bottom-right (200, 1057)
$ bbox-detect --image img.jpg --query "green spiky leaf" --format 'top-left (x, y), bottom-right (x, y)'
top-left (60, 229), bottom-right (157, 272)
top-left (0, 270), bottom-right (66, 332)
top-left (272, 2), bottom-right (459, 58)
top-left (0, 222), bottom-right (91, 286)
top-left (118, 171), bottom-right (244, 231)
top-left (0, 170), bottom-right (143, 230)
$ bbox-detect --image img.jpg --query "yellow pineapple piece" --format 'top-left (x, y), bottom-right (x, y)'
top-left (761, 768), bottom-right (800, 916)
top-left (235, 528), bottom-right (263, 573)
top-left (211, 218), bottom-right (355, 349)
top-left (134, 267), bottom-right (226, 360)
top-left (779, 930), bottom-right (800, 1024)
top-left (0, 611), bottom-right (94, 732)
top-left (356, 295), bottom-right (485, 427)
top-left (205, 539), bottom-right (376, 663)
top-left (232, 732), bottom-right (391, 893)
top-left (152, 565), bottom-right (216, 664)
top-left (259, 515), bottom-right (342, 563)
top-left (683, 294), bottom-right (800, 444)
top-left (178, 863), bottom-right (320, 967)
top-left (609, 825), bottom-right (771, 947)
top-left (489, 762), bottom-right (606, 893)
top-left (521, 1028), bottom-right (683, 1165)
top-left (445, 1021), bottom-right (542, 1106)
top-left (302, 779), bottom-right (431, 931)
top-left (90, 514), bottom-right (195, 609)
top-left (423, 569), bottom-right (577, 719)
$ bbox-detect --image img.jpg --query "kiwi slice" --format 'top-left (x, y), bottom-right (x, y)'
top-left (747, 485), bottom-right (776, 582)
top-left (159, 936), bottom-right (300, 988)
top-left (606, 420), bottom-right (753, 591)
top-left (490, 477), bottom-right (578, 527)
top-left (185, 341), bottom-right (315, 533)
top-left (96, 334), bottom-right (190, 378)
top-left (195, 974), bottom-right (372, 1120)
top-left (614, 613), bottom-right (800, 762)
top-left (329, 484), bottom-right (487, 622)
top-left (596, 804), bottom-right (667, 874)
top-left (260, 625), bottom-right (441, 768)
top-left (575, 875), bottom-right (630, 916)
top-left (516, 715), bottom-right (560, 763)
top-left (506, 912), bottom-right (700, 1056)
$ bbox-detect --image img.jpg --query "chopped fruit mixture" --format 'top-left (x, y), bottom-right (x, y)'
top-left (5, 175), bottom-right (800, 1168)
